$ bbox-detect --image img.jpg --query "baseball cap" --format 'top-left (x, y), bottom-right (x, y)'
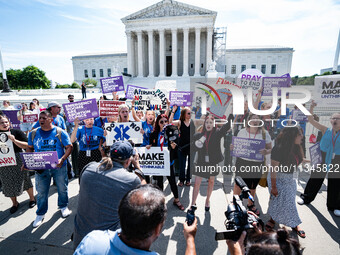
top-left (110, 140), bottom-right (136, 160)
top-left (47, 101), bottom-right (61, 109)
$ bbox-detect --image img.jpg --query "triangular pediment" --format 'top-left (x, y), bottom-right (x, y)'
top-left (121, 0), bottom-right (216, 22)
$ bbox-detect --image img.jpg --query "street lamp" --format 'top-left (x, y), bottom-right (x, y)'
top-left (0, 47), bottom-right (12, 93)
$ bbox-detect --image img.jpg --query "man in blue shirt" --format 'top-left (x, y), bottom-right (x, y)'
top-left (33, 101), bottom-right (66, 130)
top-left (27, 110), bottom-right (73, 228)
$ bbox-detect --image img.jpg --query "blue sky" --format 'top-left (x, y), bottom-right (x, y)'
top-left (0, 0), bottom-right (339, 84)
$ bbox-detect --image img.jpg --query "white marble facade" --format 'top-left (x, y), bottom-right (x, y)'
top-left (225, 46), bottom-right (294, 79)
top-left (71, 53), bottom-right (127, 85)
top-left (121, 0), bottom-right (216, 78)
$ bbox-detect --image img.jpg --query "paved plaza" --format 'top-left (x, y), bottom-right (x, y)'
top-left (0, 170), bottom-right (339, 255)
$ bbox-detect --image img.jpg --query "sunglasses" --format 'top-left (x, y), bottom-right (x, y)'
top-left (159, 120), bottom-right (168, 124)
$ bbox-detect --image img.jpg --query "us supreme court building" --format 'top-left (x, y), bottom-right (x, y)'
top-left (72, 0), bottom-right (294, 87)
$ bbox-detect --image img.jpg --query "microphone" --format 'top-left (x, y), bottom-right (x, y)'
top-left (235, 176), bottom-right (254, 203)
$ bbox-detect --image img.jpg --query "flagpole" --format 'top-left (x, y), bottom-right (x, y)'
top-left (0, 46), bottom-right (12, 92)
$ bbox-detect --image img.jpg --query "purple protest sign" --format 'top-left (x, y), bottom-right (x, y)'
top-left (100, 75), bottom-right (125, 94)
top-left (262, 77), bottom-right (291, 96)
top-left (2, 110), bottom-right (20, 129)
top-left (126, 85), bottom-right (147, 99)
top-left (309, 143), bottom-right (322, 168)
top-left (231, 137), bottom-right (265, 161)
top-left (63, 98), bottom-right (99, 122)
top-left (291, 109), bottom-right (308, 122)
top-left (20, 151), bottom-right (59, 170)
top-left (169, 91), bottom-right (193, 107)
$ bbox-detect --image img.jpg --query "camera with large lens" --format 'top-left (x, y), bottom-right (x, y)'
top-left (215, 176), bottom-right (261, 241)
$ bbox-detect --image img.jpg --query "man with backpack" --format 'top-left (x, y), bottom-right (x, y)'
top-left (27, 110), bottom-right (73, 228)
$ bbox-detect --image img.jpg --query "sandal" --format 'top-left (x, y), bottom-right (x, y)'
top-left (265, 219), bottom-right (275, 232)
top-left (293, 227), bottom-right (306, 238)
top-left (173, 200), bottom-right (185, 211)
top-left (185, 181), bottom-right (191, 186)
top-left (247, 204), bottom-right (260, 216)
top-left (178, 182), bottom-right (184, 187)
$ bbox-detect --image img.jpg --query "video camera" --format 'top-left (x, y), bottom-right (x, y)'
top-left (215, 176), bottom-right (261, 241)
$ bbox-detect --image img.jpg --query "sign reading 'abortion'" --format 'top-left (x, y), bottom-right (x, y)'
top-left (135, 147), bottom-right (170, 176)
top-left (63, 98), bottom-right (99, 122)
top-left (100, 75), bottom-right (125, 94)
top-left (231, 137), bottom-right (265, 161)
top-left (20, 151), bottom-right (59, 170)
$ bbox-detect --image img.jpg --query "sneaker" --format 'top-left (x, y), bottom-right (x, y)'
top-left (297, 197), bottom-right (305, 205)
top-left (33, 215), bottom-right (45, 228)
top-left (334, 209), bottom-right (340, 217)
top-left (60, 207), bottom-right (71, 218)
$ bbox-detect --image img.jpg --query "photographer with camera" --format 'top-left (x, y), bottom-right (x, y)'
top-left (73, 140), bottom-right (145, 249)
top-left (216, 177), bottom-right (301, 255)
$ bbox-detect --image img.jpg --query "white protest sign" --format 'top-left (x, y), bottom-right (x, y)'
top-left (237, 69), bottom-right (264, 93)
top-left (104, 122), bottom-right (143, 146)
top-left (133, 89), bottom-right (167, 111)
top-left (135, 147), bottom-right (170, 176)
top-left (314, 74), bottom-right (340, 106)
top-left (0, 132), bottom-right (17, 167)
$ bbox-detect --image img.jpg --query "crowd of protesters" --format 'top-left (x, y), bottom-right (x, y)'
top-left (0, 87), bottom-right (339, 254)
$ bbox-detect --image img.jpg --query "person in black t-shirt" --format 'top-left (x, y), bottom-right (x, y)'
top-left (0, 115), bottom-right (36, 214)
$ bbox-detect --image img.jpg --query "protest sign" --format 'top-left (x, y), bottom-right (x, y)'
top-left (0, 132), bottom-right (16, 167)
top-left (314, 74), bottom-right (340, 106)
top-left (169, 91), bottom-right (193, 107)
top-left (63, 98), bottom-right (99, 122)
top-left (20, 151), bottom-right (59, 170)
top-left (126, 85), bottom-right (147, 99)
top-left (309, 142), bottom-right (322, 167)
top-left (237, 69), bottom-right (264, 93)
top-left (104, 122), bottom-right (143, 146)
top-left (135, 147), bottom-right (170, 176)
top-left (155, 80), bottom-right (176, 97)
top-left (99, 100), bottom-right (125, 117)
top-left (262, 77), bottom-right (291, 96)
top-left (207, 88), bottom-right (232, 119)
top-left (2, 110), bottom-right (20, 129)
top-left (133, 89), bottom-right (167, 111)
top-left (291, 109), bottom-right (308, 122)
top-left (23, 114), bottom-right (38, 123)
top-left (100, 75), bottom-right (125, 94)
top-left (231, 137), bottom-right (265, 161)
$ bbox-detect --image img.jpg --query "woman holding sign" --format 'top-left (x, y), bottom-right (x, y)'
top-left (0, 115), bottom-right (36, 214)
top-left (298, 101), bottom-right (340, 217)
top-left (266, 127), bottom-right (306, 237)
top-left (17, 103), bottom-right (33, 136)
top-left (191, 113), bottom-right (232, 211)
top-left (231, 113), bottom-right (272, 216)
top-left (146, 114), bottom-right (184, 211)
top-left (131, 99), bottom-right (156, 146)
top-left (71, 118), bottom-right (106, 178)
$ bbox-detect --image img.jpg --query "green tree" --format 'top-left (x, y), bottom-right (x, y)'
top-left (20, 65), bottom-right (50, 89)
top-left (71, 81), bottom-right (80, 88)
top-left (82, 78), bottom-right (97, 87)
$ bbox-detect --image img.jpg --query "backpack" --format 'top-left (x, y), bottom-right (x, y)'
top-left (31, 127), bottom-right (64, 148)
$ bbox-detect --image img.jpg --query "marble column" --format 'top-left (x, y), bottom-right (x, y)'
top-left (194, 27), bottom-right (201, 77)
top-left (206, 27), bottom-right (213, 71)
top-left (182, 28), bottom-right (189, 77)
top-left (137, 31), bottom-right (143, 77)
top-left (126, 31), bottom-right (135, 76)
top-left (148, 30), bottom-right (154, 77)
top-left (159, 29), bottom-right (165, 77)
top-left (171, 28), bottom-right (177, 77)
